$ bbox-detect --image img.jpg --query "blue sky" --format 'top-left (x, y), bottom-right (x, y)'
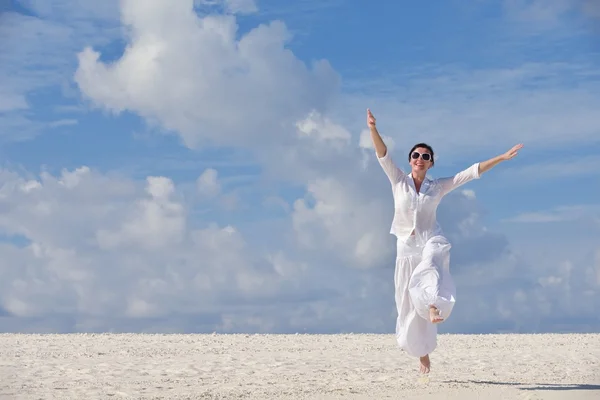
top-left (0, 0), bottom-right (599, 334)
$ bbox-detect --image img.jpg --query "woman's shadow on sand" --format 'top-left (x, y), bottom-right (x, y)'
top-left (443, 380), bottom-right (600, 391)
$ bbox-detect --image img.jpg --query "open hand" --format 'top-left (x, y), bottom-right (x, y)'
top-left (502, 143), bottom-right (524, 161)
top-left (367, 108), bottom-right (376, 128)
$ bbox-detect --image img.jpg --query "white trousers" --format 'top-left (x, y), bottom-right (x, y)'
top-left (394, 234), bottom-right (456, 358)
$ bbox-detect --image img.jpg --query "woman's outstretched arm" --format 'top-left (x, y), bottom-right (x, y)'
top-left (478, 144), bottom-right (524, 175)
top-left (438, 143), bottom-right (524, 196)
top-left (368, 108), bottom-right (388, 158)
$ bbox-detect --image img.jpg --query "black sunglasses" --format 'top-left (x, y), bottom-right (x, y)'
top-left (411, 151), bottom-right (432, 161)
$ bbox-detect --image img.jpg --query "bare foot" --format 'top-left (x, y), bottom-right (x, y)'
top-left (419, 354), bottom-right (430, 373)
top-left (429, 306), bottom-right (443, 324)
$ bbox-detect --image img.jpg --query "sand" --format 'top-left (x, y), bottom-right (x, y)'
top-left (1, 333), bottom-right (599, 399)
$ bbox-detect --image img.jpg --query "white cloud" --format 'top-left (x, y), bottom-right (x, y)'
top-left (16, 0), bottom-right (120, 22)
top-left (96, 176), bottom-right (186, 250)
top-left (223, 0), bottom-right (258, 14)
top-left (594, 249), bottom-right (600, 286)
top-left (461, 189), bottom-right (476, 199)
top-left (194, 0), bottom-right (258, 15)
top-left (503, 204), bottom-right (600, 224)
top-left (262, 195), bottom-right (290, 213)
top-left (291, 176), bottom-right (395, 269)
top-left (48, 119), bottom-right (78, 128)
top-left (196, 168), bottom-right (221, 198)
top-left (74, 0), bottom-right (339, 149)
top-left (296, 111), bottom-right (351, 147)
top-left (0, 1), bottom-right (121, 141)
top-left (503, 0), bottom-right (573, 23)
top-left (502, 0), bottom-right (600, 23)
top-left (0, 165), bottom-right (326, 330)
top-left (0, 166), bottom-right (138, 247)
top-left (497, 155), bottom-right (600, 183)
top-left (0, 92), bottom-right (28, 112)
top-left (358, 128), bottom-right (396, 152)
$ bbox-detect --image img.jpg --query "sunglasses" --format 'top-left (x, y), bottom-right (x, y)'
top-left (411, 151), bottom-right (432, 161)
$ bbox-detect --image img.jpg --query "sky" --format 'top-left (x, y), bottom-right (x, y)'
top-left (0, 0), bottom-right (599, 334)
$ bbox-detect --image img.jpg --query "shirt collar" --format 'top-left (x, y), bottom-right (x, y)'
top-left (408, 174), bottom-right (432, 183)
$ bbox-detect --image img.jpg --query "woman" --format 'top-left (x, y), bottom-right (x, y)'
top-left (367, 109), bottom-right (523, 374)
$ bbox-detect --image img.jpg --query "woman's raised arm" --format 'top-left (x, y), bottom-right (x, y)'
top-left (368, 108), bottom-right (405, 185)
top-left (368, 108), bottom-right (388, 158)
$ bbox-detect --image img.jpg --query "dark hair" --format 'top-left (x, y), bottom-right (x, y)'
top-left (408, 143), bottom-right (435, 166)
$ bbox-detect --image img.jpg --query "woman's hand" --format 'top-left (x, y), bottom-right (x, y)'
top-left (501, 143), bottom-right (524, 161)
top-left (367, 108), bottom-right (376, 128)
top-left (478, 143), bottom-right (524, 175)
top-left (367, 108), bottom-right (387, 157)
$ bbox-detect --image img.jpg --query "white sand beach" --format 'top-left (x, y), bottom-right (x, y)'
top-left (2, 333), bottom-right (599, 399)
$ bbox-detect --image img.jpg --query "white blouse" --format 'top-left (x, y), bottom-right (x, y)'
top-left (377, 151), bottom-right (481, 246)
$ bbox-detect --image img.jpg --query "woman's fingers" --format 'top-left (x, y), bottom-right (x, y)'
top-left (367, 108), bottom-right (376, 126)
top-left (367, 108), bottom-right (375, 125)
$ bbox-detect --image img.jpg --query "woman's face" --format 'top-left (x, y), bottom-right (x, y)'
top-left (409, 147), bottom-right (433, 172)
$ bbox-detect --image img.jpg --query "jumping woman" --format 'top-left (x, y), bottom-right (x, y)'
top-left (367, 108), bottom-right (523, 374)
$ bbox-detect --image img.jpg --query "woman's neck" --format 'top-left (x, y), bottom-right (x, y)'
top-left (411, 171), bottom-right (426, 182)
